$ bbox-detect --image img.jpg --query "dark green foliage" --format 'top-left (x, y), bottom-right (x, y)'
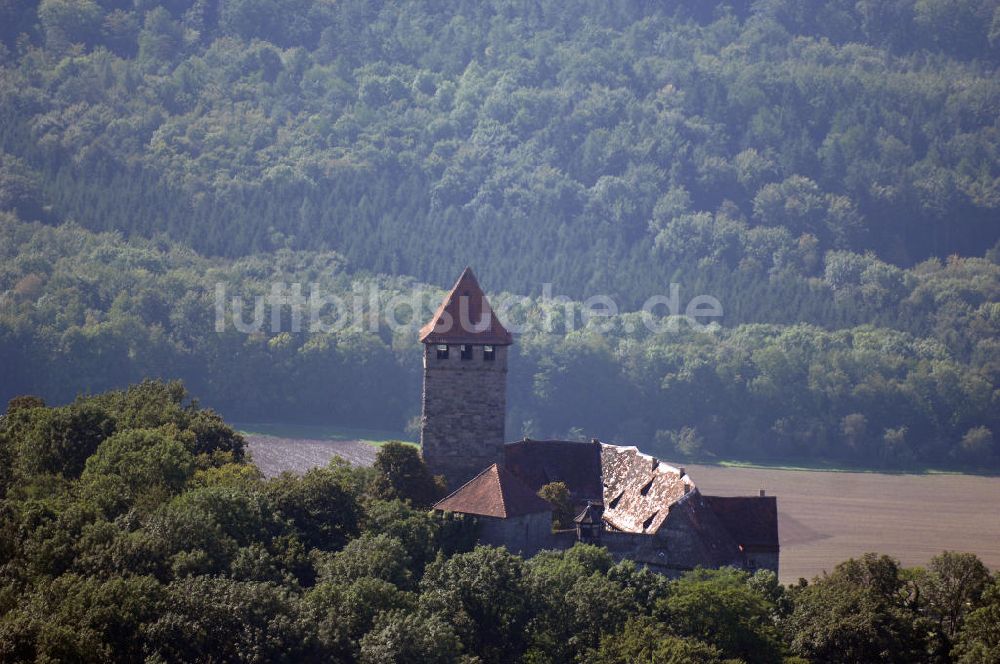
top-left (84, 380), bottom-right (246, 461)
top-left (4, 401), bottom-right (115, 479)
top-left (82, 428), bottom-right (195, 506)
top-left (788, 577), bottom-right (923, 663)
top-left (361, 499), bottom-right (445, 575)
top-left (370, 441), bottom-right (443, 509)
top-left (0, 2), bottom-right (997, 476)
top-left (594, 616), bottom-right (724, 664)
top-left (537, 481), bottom-right (574, 530)
top-left (918, 551), bottom-right (993, 642)
top-left (2, 0), bottom-right (997, 282)
top-left (316, 533), bottom-right (413, 589)
top-left (359, 608), bottom-right (463, 664)
top-left (5, 396), bottom-right (45, 413)
top-left (0, 382), bottom-right (996, 663)
top-left (785, 553), bottom-right (940, 663)
top-left (523, 545), bottom-right (633, 662)
top-left (2, 489), bottom-right (99, 578)
top-left (0, 574), bottom-right (165, 663)
top-left (264, 466), bottom-right (360, 551)
top-left (1, 216), bottom-right (997, 470)
top-left (419, 545), bottom-right (532, 663)
top-left (302, 577), bottom-right (418, 660)
top-left (144, 576), bottom-right (317, 663)
top-left (523, 552), bottom-right (788, 663)
top-left (657, 567), bottom-right (784, 664)
top-left (952, 574), bottom-right (1000, 663)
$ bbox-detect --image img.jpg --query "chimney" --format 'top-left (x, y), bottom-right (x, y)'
top-left (759, 489), bottom-right (766, 497)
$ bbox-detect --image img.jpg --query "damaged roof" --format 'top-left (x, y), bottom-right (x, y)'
top-left (600, 444), bottom-right (695, 534)
top-left (433, 463), bottom-right (551, 518)
top-left (436, 439), bottom-right (779, 567)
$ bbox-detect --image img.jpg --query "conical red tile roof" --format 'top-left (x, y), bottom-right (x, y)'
top-left (419, 267), bottom-right (513, 345)
top-left (434, 463), bottom-right (552, 518)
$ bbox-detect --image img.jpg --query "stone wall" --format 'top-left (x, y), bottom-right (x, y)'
top-left (601, 531), bottom-right (680, 575)
top-left (478, 511), bottom-right (555, 557)
top-left (420, 343), bottom-right (507, 488)
top-left (744, 550), bottom-right (779, 575)
top-left (602, 525), bottom-right (777, 576)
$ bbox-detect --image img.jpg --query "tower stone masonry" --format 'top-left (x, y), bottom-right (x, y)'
top-left (419, 268), bottom-right (512, 488)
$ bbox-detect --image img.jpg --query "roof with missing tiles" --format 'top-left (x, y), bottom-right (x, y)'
top-left (433, 438), bottom-right (779, 559)
top-left (600, 443), bottom-right (695, 535)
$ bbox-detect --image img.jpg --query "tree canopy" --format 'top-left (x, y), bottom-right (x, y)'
top-left (0, 382), bottom-right (997, 662)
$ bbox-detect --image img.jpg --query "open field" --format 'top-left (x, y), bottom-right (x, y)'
top-left (240, 423), bottom-right (408, 477)
top-left (245, 434), bottom-right (377, 477)
top-left (236, 422), bottom-right (411, 445)
top-left (703, 455), bottom-right (996, 476)
top-left (687, 463), bottom-right (1000, 584)
top-left (244, 433), bottom-right (1000, 584)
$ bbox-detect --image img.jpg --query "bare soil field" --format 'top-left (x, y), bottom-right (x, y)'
top-left (246, 434), bottom-right (377, 477)
top-left (244, 434), bottom-right (1000, 584)
top-left (686, 463), bottom-right (1000, 584)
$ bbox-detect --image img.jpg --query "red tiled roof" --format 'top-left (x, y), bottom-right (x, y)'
top-left (433, 463), bottom-right (552, 518)
top-left (703, 495), bottom-right (779, 552)
top-left (503, 439), bottom-right (604, 501)
top-left (419, 267), bottom-right (513, 345)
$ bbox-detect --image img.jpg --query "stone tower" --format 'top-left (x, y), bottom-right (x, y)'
top-left (419, 267), bottom-right (512, 488)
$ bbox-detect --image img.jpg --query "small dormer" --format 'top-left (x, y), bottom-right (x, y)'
top-left (574, 502), bottom-right (604, 544)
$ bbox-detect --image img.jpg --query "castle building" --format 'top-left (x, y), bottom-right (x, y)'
top-left (423, 268), bottom-right (779, 576)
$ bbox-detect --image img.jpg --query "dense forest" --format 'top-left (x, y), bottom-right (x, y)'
top-left (0, 0), bottom-right (999, 468)
top-left (1, 382), bottom-right (999, 663)
top-left (1, 0), bottom-right (998, 294)
top-left (2, 215), bottom-right (998, 468)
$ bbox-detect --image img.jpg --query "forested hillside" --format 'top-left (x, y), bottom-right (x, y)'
top-left (3, 215), bottom-right (998, 468)
top-left (1, 0), bottom-right (998, 296)
top-left (1, 0), bottom-right (999, 468)
top-left (1, 383), bottom-right (999, 662)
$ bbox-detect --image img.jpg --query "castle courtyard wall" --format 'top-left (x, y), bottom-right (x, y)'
top-left (478, 511), bottom-right (554, 557)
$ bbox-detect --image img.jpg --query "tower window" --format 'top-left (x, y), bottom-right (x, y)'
top-left (436, 344), bottom-right (449, 360)
top-left (460, 344), bottom-right (473, 360)
top-left (483, 345), bottom-right (495, 361)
